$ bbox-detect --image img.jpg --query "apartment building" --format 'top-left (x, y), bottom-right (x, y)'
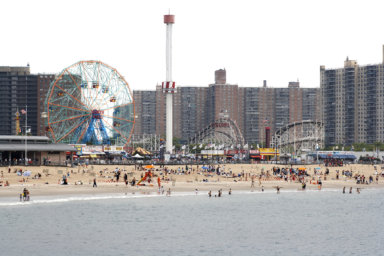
top-left (0, 66), bottom-right (38, 136)
top-left (133, 70), bottom-right (320, 145)
top-left (321, 46), bottom-right (384, 146)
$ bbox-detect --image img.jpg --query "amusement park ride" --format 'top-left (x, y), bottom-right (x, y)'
top-left (189, 110), bottom-right (245, 148)
top-left (45, 60), bottom-right (135, 146)
top-left (272, 120), bottom-right (324, 154)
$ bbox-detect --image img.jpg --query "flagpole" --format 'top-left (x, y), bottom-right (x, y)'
top-left (24, 74), bottom-right (28, 166)
top-left (25, 105), bottom-right (28, 166)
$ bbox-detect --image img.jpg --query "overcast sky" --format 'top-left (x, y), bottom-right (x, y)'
top-left (1, 0), bottom-right (384, 90)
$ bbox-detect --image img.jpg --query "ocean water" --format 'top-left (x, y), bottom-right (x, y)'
top-left (0, 189), bottom-right (383, 256)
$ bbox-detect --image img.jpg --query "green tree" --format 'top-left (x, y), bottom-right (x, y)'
top-left (173, 137), bottom-right (182, 151)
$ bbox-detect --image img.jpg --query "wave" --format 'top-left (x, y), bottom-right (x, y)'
top-left (0, 187), bottom-right (380, 207)
top-left (0, 191), bottom-right (203, 207)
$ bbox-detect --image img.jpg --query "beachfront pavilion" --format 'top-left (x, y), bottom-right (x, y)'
top-left (0, 135), bottom-right (76, 166)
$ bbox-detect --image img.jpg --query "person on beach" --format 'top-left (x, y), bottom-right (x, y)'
top-left (22, 188), bottom-right (30, 201)
top-left (276, 186), bottom-right (281, 194)
top-left (357, 188), bottom-right (361, 194)
top-left (22, 188), bottom-right (27, 200)
top-left (26, 189), bottom-right (30, 201)
top-left (251, 176), bottom-right (255, 189)
top-left (261, 186), bottom-right (264, 192)
top-left (229, 188), bottom-right (232, 195)
top-left (208, 190), bottom-right (212, 197)
top-left (302, 182), bottom-right (306, 190)
top-left (93, 178), bottom-right (97, 188)
top-left (349, 187), bottom-right (352, 194)
top-left (343, 187), bottom-right (346, 194)
top-left (218, 189), bottom-right (222, 197)
top-left (195, 188), bottom-right (198, 195)
top-left (166, 188), bottom-right (171, 196)
top-left (124, 173), bottom-right (128, 186)
top-left (116, 170), bottom-right (121, 182)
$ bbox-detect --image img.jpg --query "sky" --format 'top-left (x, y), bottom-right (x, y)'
top-left (1, 0), bottom-right (384, 90)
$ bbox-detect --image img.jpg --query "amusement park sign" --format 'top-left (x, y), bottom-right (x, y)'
top-left (214, 122), bottom-right (230, 128)
top-left (104, 146), bottom-right (124, 152)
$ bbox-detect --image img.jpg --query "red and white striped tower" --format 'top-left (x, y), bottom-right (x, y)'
top-left (163, 13), bottom-right (175, 154)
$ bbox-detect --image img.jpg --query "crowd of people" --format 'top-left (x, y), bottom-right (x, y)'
top-left (0, 163), bottom-right (382, 203)
top-left (324, 159), bottom-right (344, 167)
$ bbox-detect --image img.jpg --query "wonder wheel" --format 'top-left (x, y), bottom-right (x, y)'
top-left (45, 60), bottom-right (135, 145)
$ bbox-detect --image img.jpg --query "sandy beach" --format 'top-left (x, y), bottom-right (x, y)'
top-left (0, 163), bottom-right (383, 198)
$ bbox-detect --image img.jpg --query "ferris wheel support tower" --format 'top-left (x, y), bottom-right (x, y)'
top-left (163, 13), bottom-right (175, 154)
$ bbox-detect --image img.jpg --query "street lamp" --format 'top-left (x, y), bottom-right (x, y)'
top-left (316, 143), bottom-right (319, 163)
top-left (275, 140), bottom-right (279, 164)
top-left (41, 112), bottom-right (48, 136)
top-left (24, 105), bottom-right (28, 166)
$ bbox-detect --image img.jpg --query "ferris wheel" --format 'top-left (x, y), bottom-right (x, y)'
top-left (45, 60), bottom-right (135, 145)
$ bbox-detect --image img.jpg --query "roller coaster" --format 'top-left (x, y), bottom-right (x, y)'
top-left (188, 111), bottom-right (245, 148)
top-left (272, 120), bottom-right (324, 154)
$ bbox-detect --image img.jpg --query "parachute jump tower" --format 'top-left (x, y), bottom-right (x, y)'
top-left (163, 13), bottom-right (176, 154)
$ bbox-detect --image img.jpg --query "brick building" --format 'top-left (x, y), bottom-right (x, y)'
top-left (37, 74), bottom-right (55, 136)
top-left (133, 70), bottom-right (321, 145)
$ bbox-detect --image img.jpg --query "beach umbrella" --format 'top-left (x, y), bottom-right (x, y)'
top-left (144, 165), bottom-right (155, 169)
top-left (23, 170), bottom-right (31, 177)
top-left (202, 166), bottom-right (209, 170)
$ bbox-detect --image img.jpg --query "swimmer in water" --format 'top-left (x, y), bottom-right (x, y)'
top-left (228, 188), bottom-right (232, 195)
